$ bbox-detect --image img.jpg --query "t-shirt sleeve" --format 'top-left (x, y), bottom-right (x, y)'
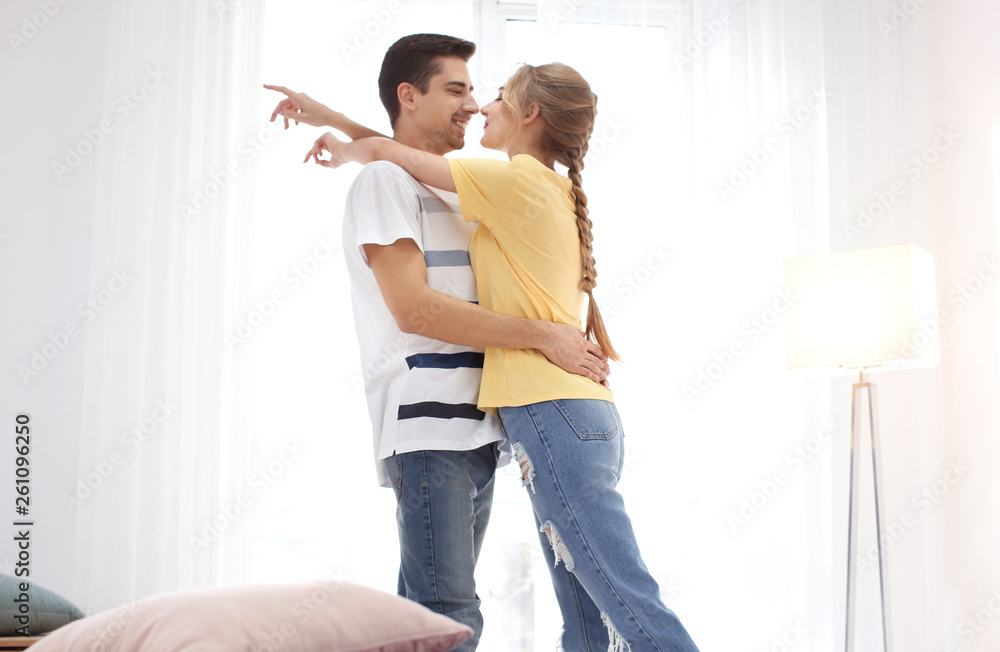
top-left (345, 161), bottom-right (422, 267)
top-left (447, 157), bottom-right (519, 229)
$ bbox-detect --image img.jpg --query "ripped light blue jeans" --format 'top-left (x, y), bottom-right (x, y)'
top-left (498, 399), bottom-right (699, 652)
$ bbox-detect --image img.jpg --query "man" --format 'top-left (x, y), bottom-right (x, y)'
top-left (267, 34), bottom-right (608, 649)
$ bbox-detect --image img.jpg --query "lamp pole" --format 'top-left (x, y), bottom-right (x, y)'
top-left (845, 366), bottom-right (893, 652)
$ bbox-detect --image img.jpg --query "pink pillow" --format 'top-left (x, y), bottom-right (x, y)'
top-left (29, 581), bottom-right (472, 652)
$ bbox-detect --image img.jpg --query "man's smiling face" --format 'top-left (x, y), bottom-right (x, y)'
top-left (409, 55), bottom-right (480, 153)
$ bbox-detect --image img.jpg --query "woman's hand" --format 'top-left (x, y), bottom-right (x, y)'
top-left (264, 84), bottom-right (386, 140)
top-left (264, 84), bottom-right (334, 129)
top-left (304, 132), bottom-right (352, 168)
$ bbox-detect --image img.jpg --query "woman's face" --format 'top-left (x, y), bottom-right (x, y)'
top-left (479, 86), bottom-right (516, 152)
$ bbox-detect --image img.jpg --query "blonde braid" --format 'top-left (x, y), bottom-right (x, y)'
top-left (567, 154), bottom-right (595, 291)
top-left (567, 149), bottom-right (620, 361)
top-left (504, 62), bottom-right (621, 361)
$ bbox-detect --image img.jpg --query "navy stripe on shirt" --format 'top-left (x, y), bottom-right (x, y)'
top-left (398, 402), bottom-right (486, 421)
top-left (405, 352), bottom-right (485, 370)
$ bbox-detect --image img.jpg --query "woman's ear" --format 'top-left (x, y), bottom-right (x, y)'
top-left (522, 103), bottom-right (542, 125)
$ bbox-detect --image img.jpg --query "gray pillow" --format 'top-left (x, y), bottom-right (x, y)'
top-left (1, 574), bottom-right (84, 636)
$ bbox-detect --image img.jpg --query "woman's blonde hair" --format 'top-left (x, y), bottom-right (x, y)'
top-left (500, 63), bottom-right (620, 362)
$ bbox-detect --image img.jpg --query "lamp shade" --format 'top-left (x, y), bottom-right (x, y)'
top-left (784, 244), bottom-right (939, 372)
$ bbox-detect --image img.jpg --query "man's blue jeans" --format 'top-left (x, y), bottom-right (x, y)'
top-left (385, 443), bottom-right (499, 652)
top-left (499, 399), bottom-right (699, 652)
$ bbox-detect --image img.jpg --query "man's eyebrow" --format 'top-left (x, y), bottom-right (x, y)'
top-left (444, 80), bottom-right (474, 92)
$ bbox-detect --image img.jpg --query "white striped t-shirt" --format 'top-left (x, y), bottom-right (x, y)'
top-left (342, 161), bottom-right (509, 487)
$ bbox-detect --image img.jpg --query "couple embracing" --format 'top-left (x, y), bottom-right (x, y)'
top-left (267, 33), bottom-right (698, 652)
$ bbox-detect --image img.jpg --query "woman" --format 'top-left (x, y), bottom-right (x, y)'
top-left (308, 63), bottom-right (699, 652)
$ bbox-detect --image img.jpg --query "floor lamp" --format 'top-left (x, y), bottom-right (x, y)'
top-left (783, 244), bottom-right (939, 652)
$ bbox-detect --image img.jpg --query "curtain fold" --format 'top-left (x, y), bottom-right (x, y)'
top-left (68, 0), bottom-right (265, 612)
top-left (677, 0), bottom-right (836, 645)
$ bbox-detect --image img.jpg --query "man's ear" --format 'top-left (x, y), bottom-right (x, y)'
top-left (522, 102), bottom-right (542, 125)
top-left (397, 82), bottom-right (419, 115)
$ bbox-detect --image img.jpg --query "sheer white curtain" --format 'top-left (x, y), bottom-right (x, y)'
top-left (70, 0), bottom-right (268, 610)
top-left (1, 0), bottom-right (265, 613)
top-left (671, 0), bottom-right (1000, 648)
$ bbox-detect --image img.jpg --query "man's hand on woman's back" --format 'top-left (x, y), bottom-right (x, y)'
top-left (539, 323), bottom-right (611, 385)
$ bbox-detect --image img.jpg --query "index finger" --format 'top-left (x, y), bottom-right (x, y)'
top-left (262, 84), bottom-right (295, 97)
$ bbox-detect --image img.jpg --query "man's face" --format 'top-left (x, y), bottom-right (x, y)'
top-left (409, 56), bottom-right (479, 153)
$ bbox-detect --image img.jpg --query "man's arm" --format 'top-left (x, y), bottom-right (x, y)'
top-left (365, 239), bottom-right (610, 383)
top-left (264, 84), bottom-right (386, 139)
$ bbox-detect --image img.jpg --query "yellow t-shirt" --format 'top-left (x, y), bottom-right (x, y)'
top-left (447, 154), bottom-right (614, 409)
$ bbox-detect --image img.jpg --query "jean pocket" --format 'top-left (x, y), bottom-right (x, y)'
top-left (385, 456), bottom-right (404, 498)
top-left (552, 399), bottom-right (619, 441)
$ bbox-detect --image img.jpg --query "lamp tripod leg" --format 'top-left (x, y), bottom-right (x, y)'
top-left (845, 370), bottom-right (892, 652)
top-left (868, 380), bottom-right (893, 652)
top-left (845, 378), bottom-right (863, 652)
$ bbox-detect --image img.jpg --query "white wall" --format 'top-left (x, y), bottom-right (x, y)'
top-left (0, 0), bottom-right (114, 598)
